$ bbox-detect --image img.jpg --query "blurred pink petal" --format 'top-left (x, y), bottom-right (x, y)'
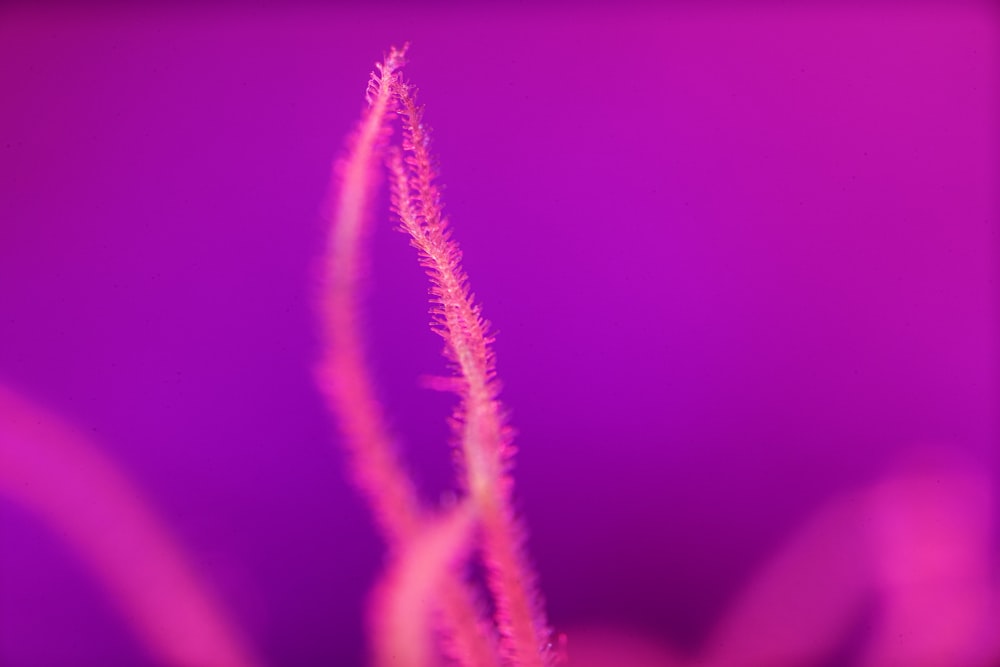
top-left (0, 384), bottom-right (262, 667)
top-left (693, 446), bottom-right (998, 667)
top-left (701, 492), bottom-right (869, 667)
top-left (861, 448), bottom-right (998, 667)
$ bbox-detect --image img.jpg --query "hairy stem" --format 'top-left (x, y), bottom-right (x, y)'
top-left (389, 81), bottom-right (552, 666)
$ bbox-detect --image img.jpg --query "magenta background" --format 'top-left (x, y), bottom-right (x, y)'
top-left (1, 3), bottom-right (998, 665)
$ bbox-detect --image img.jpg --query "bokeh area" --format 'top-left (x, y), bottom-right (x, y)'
top-left (1, 3), bottom-right (998, 665)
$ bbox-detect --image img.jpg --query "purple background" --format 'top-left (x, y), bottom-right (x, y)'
top-left (1, 3), bottom-right (997, 665)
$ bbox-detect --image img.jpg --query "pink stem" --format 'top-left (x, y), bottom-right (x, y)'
top-left (318, 47), bottom-right (501, 667)
top-left (389, 80), bottom-right (552, 666)
top-left (369, 501), bottom-right (476, 667)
